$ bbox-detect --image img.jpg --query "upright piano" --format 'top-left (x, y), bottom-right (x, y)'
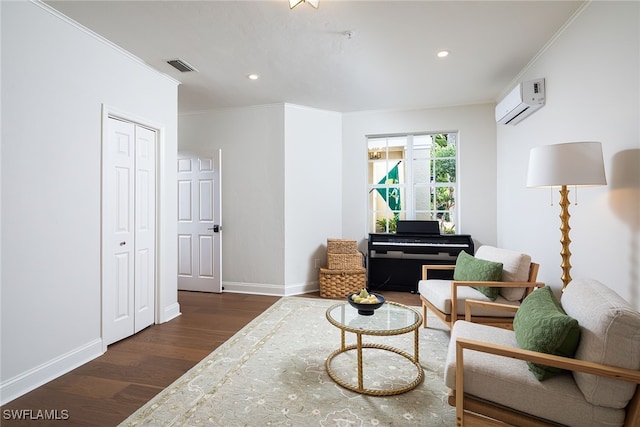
top-left (367, 220), bottom-right (474, 293)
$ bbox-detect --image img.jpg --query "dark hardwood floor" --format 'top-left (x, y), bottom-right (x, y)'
top-left (1, 290), bottom-right (421, 426)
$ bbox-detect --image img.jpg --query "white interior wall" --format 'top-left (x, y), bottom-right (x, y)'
top-left (283, 104), bottom-right (342, 294)
top-left (1, 1), bottom-right (179, 404)
top-left (178, 105), bottom-right (287, 294)
top-left (496, 1), bottom-right (640, 309)
top-left (180, 103), bottom-right (497, 296)
top-left (341, 104), bottom-right (498, 251)
top-left (178, 103), bottom-right (343, 296)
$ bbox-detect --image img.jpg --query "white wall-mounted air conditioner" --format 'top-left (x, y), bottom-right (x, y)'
top-left (495, 78), bottom-right (545, 125)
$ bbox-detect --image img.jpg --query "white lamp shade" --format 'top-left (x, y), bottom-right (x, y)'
top-left (527, 141), bottom-right (607, 188)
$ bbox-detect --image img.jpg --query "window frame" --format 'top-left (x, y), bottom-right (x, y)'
top-left (367, 132), bottom-right (459, 234)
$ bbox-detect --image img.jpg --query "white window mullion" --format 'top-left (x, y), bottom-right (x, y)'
top-left (405, 135), bottom-right (414, 219)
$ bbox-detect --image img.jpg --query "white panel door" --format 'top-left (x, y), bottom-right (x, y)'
top-left (134, 126), bottom-right (156, 333)
top-left (104, 118), bottom-right (136, 345)
top-left (177, 151), bottom-right (222, 293)
top-left (103, 117), bottom-right (156, 346)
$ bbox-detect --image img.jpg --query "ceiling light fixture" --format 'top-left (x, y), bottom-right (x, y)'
top-left (437, 50), bottom-right (449, 58)
top-left (247, 74), bottom-right (260, 80)
top-left (289, 0), bottom-right (319, 9)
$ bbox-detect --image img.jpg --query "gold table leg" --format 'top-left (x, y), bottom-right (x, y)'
top-left (357, 333), bottom-right (363, 391)
top-left (414, 327), bottom-right (419, 363)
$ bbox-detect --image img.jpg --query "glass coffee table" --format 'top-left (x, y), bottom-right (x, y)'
top-left (325, 300), bottom-right (424, 396)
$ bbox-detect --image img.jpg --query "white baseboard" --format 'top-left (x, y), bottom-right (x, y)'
top-left (222, 281), bottom-right (285, 296)
top-left (283, 281), bottom-right (320, 296)
top-left (161, 302), bottom-right (181, 323)
top-left (0, 338), bottom-right (104, 406)
top-left (221, 281), bottom-right (319, 296)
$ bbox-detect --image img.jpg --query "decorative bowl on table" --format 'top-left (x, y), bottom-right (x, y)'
top-left (347, 292), bottom-right (385, 316)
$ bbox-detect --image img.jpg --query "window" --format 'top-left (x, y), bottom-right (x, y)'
top-left (367, 132), bottom-right (458, 234)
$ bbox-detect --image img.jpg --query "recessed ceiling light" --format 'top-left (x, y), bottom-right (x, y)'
top-left (437, 50), bottom-right (449, 58)
top-left (247, 74), bottom-right (260, 80)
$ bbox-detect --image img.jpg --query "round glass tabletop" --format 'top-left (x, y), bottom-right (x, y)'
top-left (326, 301), bottom-right (421, 336)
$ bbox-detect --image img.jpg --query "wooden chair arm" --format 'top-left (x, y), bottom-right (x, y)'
top-left (450, 282), bottom-right (544, 328)
top-left (421, 264), bottom-right (455, 280)
top-left (454, 337), bottom-right (640, 426)
top-left (456, 337), bottom-right (640, 383)
top-left (464, 300), bottom-right (519, 322)
top-left (452, 281), bottom-right (545, 288)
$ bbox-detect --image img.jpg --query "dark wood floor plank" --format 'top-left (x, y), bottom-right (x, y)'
top-left (0, 290), bottom-right (420, 426)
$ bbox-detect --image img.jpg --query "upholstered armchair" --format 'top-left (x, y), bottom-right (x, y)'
top-left (418, 245), bottom-right (543, 330)
top-left (445, 278), bottom-right (640, 426)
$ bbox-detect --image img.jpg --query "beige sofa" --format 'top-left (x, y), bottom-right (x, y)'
top-left (445, 278), bottom-right (640, 426)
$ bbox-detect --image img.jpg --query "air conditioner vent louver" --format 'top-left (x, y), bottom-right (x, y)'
top-left (167, 59), bottom-right (197, 73)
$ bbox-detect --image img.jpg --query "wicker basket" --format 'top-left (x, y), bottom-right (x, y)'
top-left (319, 267), bottom-right (366, 299)
top-left (327, 238), bottom-right (358, 254)
top-left (327, 252), bottom-right (363, 270)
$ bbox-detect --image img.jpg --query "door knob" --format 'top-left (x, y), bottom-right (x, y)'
top-left (207, 225), bottom-right (221, 232)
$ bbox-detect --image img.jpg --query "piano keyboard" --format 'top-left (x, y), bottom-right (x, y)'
top-left (371, 241), bottom-right (469, 248)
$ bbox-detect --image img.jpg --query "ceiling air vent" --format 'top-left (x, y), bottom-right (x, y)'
top-left (167, 59), bottom-right (197, 73)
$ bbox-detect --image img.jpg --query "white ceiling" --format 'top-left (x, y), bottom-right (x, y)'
top-left (45, 0), bottom-right (585, 114)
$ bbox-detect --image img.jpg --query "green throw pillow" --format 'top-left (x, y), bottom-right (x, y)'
top-left (513, 286), bottom-right (581, 381)
top-left (453, 251), bottom-right (503, 300)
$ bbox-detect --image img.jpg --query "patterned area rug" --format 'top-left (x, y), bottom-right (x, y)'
top-left (120, 297), bottom-right (455, 426)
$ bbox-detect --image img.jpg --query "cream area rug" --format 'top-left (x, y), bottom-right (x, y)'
top-left (120, 297), bottom-right (455, 426)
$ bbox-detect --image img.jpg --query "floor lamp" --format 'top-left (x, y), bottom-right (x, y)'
top-left (527, 141), bottom-right (607, 291)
